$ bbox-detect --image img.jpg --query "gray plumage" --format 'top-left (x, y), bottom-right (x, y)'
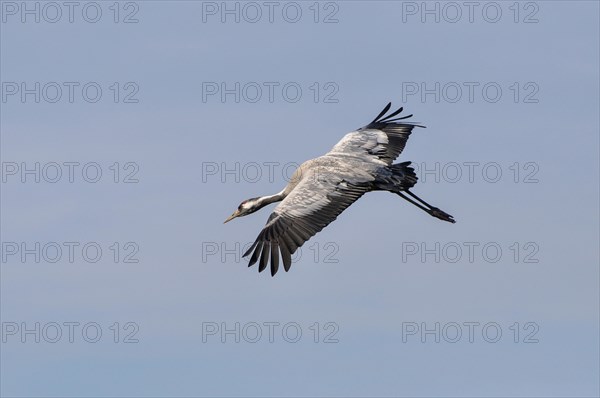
top-left (224, 103), bottom-right (455, 276)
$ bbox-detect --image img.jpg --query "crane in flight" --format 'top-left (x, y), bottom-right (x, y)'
top-left (224, 103), bottom-right (455, 276)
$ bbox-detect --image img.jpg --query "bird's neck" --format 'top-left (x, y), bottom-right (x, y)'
top-left (256, 189), bottom-right (286, 209)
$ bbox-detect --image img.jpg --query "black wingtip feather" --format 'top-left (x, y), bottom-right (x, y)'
top-left (281, 247), bottom-right (292, 272)
top-left (365, 103), bottom-right (425, 130)
top-left (243, 241), bottom-right (257, 258)
top-left (385, 114), bottom-right (413, 122)
top-left (370, 102), bottom-right (392, 124)
top-left (379, 106), bottom-right (404, 122)
top-left (248, 242), bottom-right (262, 267)
top-left (259, 243), bottom-right (270, 272)
top-left (270, 242), bottom-right (279, 276)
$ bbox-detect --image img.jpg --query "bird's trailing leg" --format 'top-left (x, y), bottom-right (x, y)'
top-left (396, 190), bottom-right (456, 223)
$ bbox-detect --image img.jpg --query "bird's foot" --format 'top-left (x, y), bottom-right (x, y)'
top-left (428, 207), bottom-right (456, 223)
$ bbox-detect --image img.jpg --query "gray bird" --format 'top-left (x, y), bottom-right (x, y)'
top-left (224, 103), bottom-right (455, 276)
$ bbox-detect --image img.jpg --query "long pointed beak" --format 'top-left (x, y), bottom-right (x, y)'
top-left (224, 210), bottom-right (240, 224)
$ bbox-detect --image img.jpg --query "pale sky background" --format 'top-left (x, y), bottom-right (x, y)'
top-left (1, 1), bottom-right (599, 397)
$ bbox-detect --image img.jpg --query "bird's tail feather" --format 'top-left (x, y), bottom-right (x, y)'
top-left (375, 161), bottom-right (418, 191)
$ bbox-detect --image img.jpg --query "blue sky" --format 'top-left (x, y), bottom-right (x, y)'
top-left (1, 1), bottom-right (599, 397)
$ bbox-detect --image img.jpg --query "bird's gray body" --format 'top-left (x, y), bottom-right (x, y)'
top-left (276, 130), bottom-right (404, 217)
top-left (225, 103), bottom-right (455, 276)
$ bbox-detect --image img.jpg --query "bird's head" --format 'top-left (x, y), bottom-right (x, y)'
top-left (224, 197), bottom-right (262, 223)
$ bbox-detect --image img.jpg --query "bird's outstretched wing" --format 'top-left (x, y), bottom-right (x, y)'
top-left (243, 171), bottom-right (369, 276)
top-left (328, 102), bottom-right (424, 165)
